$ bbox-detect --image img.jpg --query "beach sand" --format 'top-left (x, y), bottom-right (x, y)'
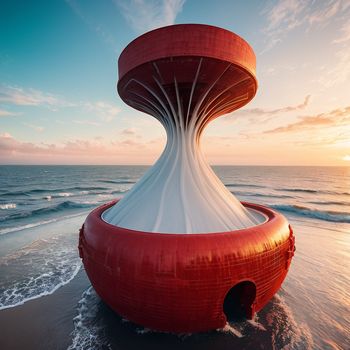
top-left (3, 214), bottom-right (347, 349)
top-left (0, 270), bottom-right (89, 349)
top-left (0, 268), bottom-right (280, 350)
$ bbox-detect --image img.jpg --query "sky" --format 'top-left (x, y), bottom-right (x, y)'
top-left (0, 0), bottom-right (349, 166)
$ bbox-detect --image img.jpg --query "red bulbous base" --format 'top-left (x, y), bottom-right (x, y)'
top-left (79, 201), bottom-right (295, 333)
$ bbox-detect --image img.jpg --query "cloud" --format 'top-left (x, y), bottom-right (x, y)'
top-left (260, 38), bottom-right (282, 55)
top-left (0, 133), bottom-right (49, 155)
top-left (263, 0), bottom-right (306, 34)
top-left (289, 129), bottom-right (350, 148)
top-left (120, 128), bottom-right (138, 136)
top-left (116, 0), bottom-right (185, 34)
top-left (261, 1), bottom-right (350, 89)
top-left (73, 119), bottom-right (101, 126)
top-left (260, 0), bottom-right (307, 52)
top-left (0, 133), bottom-right (164, 160)
top-left (0, 85), bottom-right (72, 109)
top-left (317, 45), bottom-right (350, 87)
top-left (229, 95), bottom-right (311, 121)
top-left (264, 106), bottom-right (350, 134)
top-left (319, 19), bottom-right (350, 87)
top-left (0, 84), bottom-right (120, 122)
top-left (261, 0), bottom-right (350, 53)
top-left (307, 0), bottom-right (342, 27)
top-left (23, 122), bottom-right (45, 132)
top-left (343, 155), bottom-right (350, 161)
top-left (0, 109), bottom-right (19, 117)
top-left (83, 101), bottom-right (120, 122)
top-left (333, 20), bottom-right (350, 43)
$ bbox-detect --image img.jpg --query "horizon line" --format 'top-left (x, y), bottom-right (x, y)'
top-left (0, 164), bottom-right (348, 167)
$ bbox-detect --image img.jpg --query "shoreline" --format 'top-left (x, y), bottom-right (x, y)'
top-left (0, 269), bottom-right (90, 350)
top-left (0, 165), bottom-right (349, 350)
top-left (0, 215), bottom-right (348, 349)
top-left (0, 268), bottom-right (278, 350)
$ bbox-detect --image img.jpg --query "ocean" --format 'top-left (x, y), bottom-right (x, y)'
top-left (0, 165), bottom-right (349, 349)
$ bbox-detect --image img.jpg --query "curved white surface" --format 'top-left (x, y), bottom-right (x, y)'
top-left (103, 60), bottom-right (262, 233)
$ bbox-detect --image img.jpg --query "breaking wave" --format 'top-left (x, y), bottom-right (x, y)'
top-left (225, 183), bottom-right (265, 189)
top-left (1, 186), bottom-right (110, 197)
top-left (67, 287), bottom-right (112, 350)
top-left (100, 180), bottom-right (135, 184)
top-left (271, 204), bottom-right (350, 223)
top-left (0, 236), bottom-right (81, 310)
top-left (0, 203), bottom-right (16, 209)
top-left (278, 188), bottom-right (350, 196)
top-left (0, 201), bottom-right (94, 223)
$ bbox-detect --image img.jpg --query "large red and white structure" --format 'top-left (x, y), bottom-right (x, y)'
top-left (79, 24), bottom-right (295, 333)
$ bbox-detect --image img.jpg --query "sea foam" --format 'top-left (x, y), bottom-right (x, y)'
top-left (0, 234), bottom-right (81, 310)
top-left (0, 203), bottom-right (16, 209)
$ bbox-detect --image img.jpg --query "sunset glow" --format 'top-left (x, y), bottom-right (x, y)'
top-left (1, 0), bottom-right (349, 166)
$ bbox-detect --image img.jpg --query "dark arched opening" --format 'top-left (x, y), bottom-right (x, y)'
top-left (223, 281), bottom-right (256, 322)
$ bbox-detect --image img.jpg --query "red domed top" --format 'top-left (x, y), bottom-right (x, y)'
top-left (118, 24), bottom-right (256, 80)
top-left (117, 24), bottom-right (257, 130)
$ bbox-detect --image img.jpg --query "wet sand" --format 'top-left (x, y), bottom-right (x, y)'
top-left (0, 270), bottom-right (89, 350)
top-left (0, 268), bottom-right (278, 350)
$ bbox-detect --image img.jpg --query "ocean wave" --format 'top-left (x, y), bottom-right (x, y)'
top-left (2, 188), bottom-right (57, 197)
top-left (233, 191), bottom-right (293, 199)
top-left (0, 203), bottom-right (16, 209)
top-left (0, 200), bottom-right (94, 223)
top-left (225, 183), bottom-right (265, 189)
top-left (97, 193), bottom-right (114, 199)
top-left (100, 179), bottom-right (135, 184)
top-left (277, 188), bottom-right (318, 194)
top-left (309, 200), bottom-right (349, 206)
top-left (66, 289), bottom-right (312, 349)
top-left (0, 219), bottom-right (58, 236)
top-left (266, 294), bottom-right (314, 349)
top-left (0, 212), bottom-right (86, 236)
top-left (43, 192), bottom-right (74, 200)
top-left (2, 186), bottom-right (110, 197)
top-left (70, 186), bottom-right (109, 191)
top-left (271, 204), bottom-right (350, 223)
top-left (0, 235), bottom-right (81, 310)
top-left (0, 264), bottom-right (81, 311)
top-left (111, 189), bottom-right (129, 194)
top-left (78, 200), bottom-right (101, 205)
top-left (278, 188), bottom-right (350, 196)
top-left (67, 287), bottom-right (112, 350)
top-left (58, 192), bottom-right (73, 197)
top-left (43, 190), bottom-right (110, 200)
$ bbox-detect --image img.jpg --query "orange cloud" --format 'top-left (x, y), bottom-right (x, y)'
top-left (120, 128), bottom-right (139, 136)
top-left (227, 95), bottom-right (311, 122)
top-left (0, 133), bottom-right (164, 164)
top-left (264, 106), bottom-right (350, 134)
top-left (0, 109), bottom-right (20, 117)
top-left (0, 85), bottom-right (69, 108)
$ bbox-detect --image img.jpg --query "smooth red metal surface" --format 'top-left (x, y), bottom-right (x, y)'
top-left (79, 201), bottom-right (295, 333)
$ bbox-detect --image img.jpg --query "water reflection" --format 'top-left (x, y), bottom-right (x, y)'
top-left (68, 288), bottom-right (313, 350)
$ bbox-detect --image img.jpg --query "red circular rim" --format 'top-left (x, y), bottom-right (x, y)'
top-left (86, 199), bottom-right (287, 238)
top-left (118, 23), bottom-right (257, 82)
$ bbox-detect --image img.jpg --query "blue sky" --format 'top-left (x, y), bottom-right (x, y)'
top-left (1, 0), bottom-right (350, 165)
